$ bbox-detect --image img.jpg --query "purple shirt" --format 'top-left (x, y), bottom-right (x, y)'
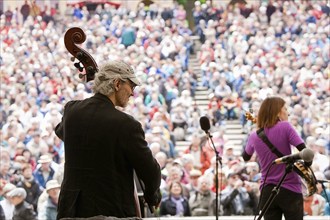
top-left (245, 121), bottom-right (304, 193)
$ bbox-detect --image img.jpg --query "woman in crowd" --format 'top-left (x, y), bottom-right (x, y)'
top-left (159, 181), bottom-right (191, 217)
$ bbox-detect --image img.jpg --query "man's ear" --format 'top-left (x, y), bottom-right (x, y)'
top-left (114, 79), bottom-right (121, 91)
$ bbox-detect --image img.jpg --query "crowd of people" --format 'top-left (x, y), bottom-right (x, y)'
top-left (0, 0), bottom-right (329, 219)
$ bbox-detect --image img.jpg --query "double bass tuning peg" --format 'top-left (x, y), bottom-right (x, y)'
top-left (74, 62), bottom-right (84, 72)
top-left (70, 57), bottom-right (75, 62)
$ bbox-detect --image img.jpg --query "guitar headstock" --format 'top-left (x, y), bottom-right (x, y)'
top-left (245, 110), bottom-right (257, 124)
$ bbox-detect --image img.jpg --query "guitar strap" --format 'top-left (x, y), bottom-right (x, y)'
top-left (257, 128), bottom-right (284, 158)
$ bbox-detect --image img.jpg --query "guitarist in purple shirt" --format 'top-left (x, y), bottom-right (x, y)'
top-left (243, 96), bottom-right (312, 220)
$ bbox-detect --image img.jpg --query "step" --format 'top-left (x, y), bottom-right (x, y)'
top-left (224, 129), bottom-right (244, 134)
top-left (223, 134), bottom-right (247, 140)
top-left (194, 100), bottom-right (209, 106)
top-left (225, 124), bottom-right (242, 131)
top-left (224, 139), bottom-right (243, 146)
top-left (194, 95), bottom-right (208, 100)
top-left (196, 86), bottom-right (209, 91)
top-left (176, 141), bottom-right (190, 146)
top-left (195, 90), bottom-right (210, 95)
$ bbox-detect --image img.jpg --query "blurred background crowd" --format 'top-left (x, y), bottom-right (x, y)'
top-left (0, 0), bottom-right (329, 219)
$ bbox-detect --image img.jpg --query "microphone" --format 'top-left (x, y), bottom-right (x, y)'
top-left (317, 179), bottom-right (330, 184)
top-left (200, 116), bottom-right (211, 133)
top-left (273, 148), bottom-right (314, 164)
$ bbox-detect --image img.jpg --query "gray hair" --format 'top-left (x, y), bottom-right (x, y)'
top-left (92, 62), bottom-right (130, 96)
top-left (197, 175), bottom-right (212, 189)
top-left (6, 187), bottom-right (27, 199)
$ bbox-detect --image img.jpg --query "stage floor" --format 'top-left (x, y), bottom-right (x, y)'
top-left (144, 216), bottom-right (330, 220)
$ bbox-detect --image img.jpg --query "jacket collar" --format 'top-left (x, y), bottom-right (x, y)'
top-left (93, 93), bottom-right (115, 107)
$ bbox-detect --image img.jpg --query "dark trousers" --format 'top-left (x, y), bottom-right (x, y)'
top-left (259, 184), bottom-right (303, 220)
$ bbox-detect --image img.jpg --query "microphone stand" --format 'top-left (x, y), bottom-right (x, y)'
top-left (206, 130), bottom-right (222, 220)
top-left (257, 163), bottom-right (293, 220)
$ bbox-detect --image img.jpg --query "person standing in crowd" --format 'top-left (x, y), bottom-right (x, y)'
top-left (55, 60), bottom-right (161, 219)
top-left (20, 0), bottom-right (30, 22)
top-left (242, 96), bottom-right (310, 220)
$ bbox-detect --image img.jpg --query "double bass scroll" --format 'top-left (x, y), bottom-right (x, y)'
top-left (64, 27), bottom-right (98, 82)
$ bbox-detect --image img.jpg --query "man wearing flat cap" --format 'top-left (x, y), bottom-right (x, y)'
top-left (55, 60), bottom-right (161, 219)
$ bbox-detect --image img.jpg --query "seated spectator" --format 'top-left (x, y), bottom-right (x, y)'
top-left (311, 138), bottom-right (330, 172)
top-left (159, 181), bottom-right (191, 217)
top-left (7, 187), bottom-right (36, 220)
top-left (208, 99), bottom-right (223, 126)
top-left (214, 78), bottom-right (231, 100)
top-left (33, 154), bottom-right (55, 190)
top-left (164, 164), bottom-right (189, 199)
top-left (170, 102), bottom-right (188, 131)
top-left (314, 171), bottom-right (330, 216)
top-left (245, 161), bottom-right (261, 183)
top-left (38, 180), bottom-right (61, 220)
top-left (217, 172), bottom-right (251, 216)
top-left (184, 133), bottom-right (214, 173)
top-left (186, 169), bottom-right (202, 193)
top-left (16, 163), bottom-right (41, 212)
top-left (0, 204), bottom-right (4, 220)
top-left (209, 169), bottom-right (227, 194)
top-left (189, 175), bottom-right (215, 216)
top-left (179, 154), bottom-right (195, 184)
top-left (0, 183), bottom-right (16, 220)
top-left (22, 149), bottom-right (37, 171)
top-left (150, 126), bottom-right (176, 158)
top-left (221, 92), bottom-right (240, 120)
top-left (303, 193), bottom-right (326, 216)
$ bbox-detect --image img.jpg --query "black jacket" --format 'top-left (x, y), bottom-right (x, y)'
top-left (55, 93), bottom-right (161, 219)
top-left (16, 178), bottom-right (41, 212)
top-left (12, 201), bottom-right (36, 220)
top-left (159, 197), bottom-right (191, 217)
